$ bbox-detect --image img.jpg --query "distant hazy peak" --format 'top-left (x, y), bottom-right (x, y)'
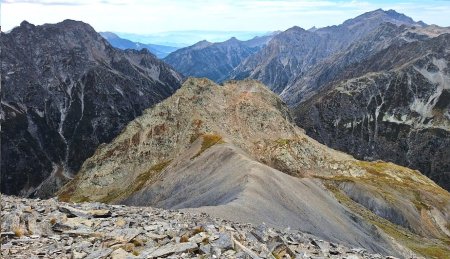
top-left (343, 8), bottom-right (426, 27)
top-left (191, 39), bottom-right (213, 49)
top-left (224, 36), bottom-right (239, 43)
top-left (286, 26), bottom-right (306, 32)
top-left (99, 31), bottom-right (120, 40)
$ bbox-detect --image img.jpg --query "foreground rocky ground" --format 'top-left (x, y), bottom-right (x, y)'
top-left (0, 195), bottom-right (401, 258)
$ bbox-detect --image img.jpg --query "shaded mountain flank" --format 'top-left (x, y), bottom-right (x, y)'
top-left (0, 20), bottom-right (183, 197)
top-left (163, 35), bottom-right (272, 82)
top-left (59, 78), bottom-right (450, 258)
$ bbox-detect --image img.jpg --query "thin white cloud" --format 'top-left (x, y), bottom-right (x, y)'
top-left (3, 0), bottom-right (88, 5)
top-left (2, 0), bottom-right (126, 5)
top-left (2, 0), bottom-right (449, 35)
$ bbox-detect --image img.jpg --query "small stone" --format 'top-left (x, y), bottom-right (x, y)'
top-left (212, 233), bottom-right (234, 250)
top-left (222, 249), bottom-right (236, 256)
top-left (212, 246), bottom-right (222, 258)
top-left (58, 206), bottom-right (90, 218)
top-left (72, 250), bottom-right (87, 259)
top-left (199, 244), bottom-right (211, 254)
top-left (351, 247), bottom-right (366, 254)
top-left (88, 209), bottom-right (112, 218)
top-left (330, 249), bottom-right (340, 255)
top-left (143, 225), bottom-right (158, 231)
top-left (109, 228), bottom-right (141, 242)
top-left (145, 232), bottom-right (167, 240)
top-left (58, 205), bottom-right (111, 218)
top-left (142, 242), bottom-right (197, 258)
top-left (84, 248), bottom-right (113, 259)
top-left (64, 229), bottom-right (96, 237)
top-left (52, 222), bottom-right (72, 232)
top-left (188, 233), bottom-right (206, 244)
top-left (110, 248), bottom-right (135, 259)
top-left (1, 232), bottom-right (15, 238)
top-left (251, 223), bottom-right (269, 243)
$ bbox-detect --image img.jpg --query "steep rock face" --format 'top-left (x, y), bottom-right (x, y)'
top-left (59, 79), bottom-right (450, 258)
top-left (164, 36), bottom-right (271, 82)
top-left (230, 9), bottom-right (425, 97)
top-left (0, 20), bottom-right (182, 197)
top-left (230, 27), bottom-right (324, 94)
top-left (282, 23), bottom-right (450, 105)
top-left (295, 33), bottom-right (450, 191)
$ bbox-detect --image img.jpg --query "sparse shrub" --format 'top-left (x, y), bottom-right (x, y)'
top-left (13, 227), bottom-right (25, 237)
top-left (131, 238), bottom-right (144, 247)
top-left (180, 235), bottom-right (189, 243)
top-left (192, 134), bottom-right (224, 159)
top-left (193, 226), bottom-right (205, 235)
top-left (202, 237), bottom-right (209, 244)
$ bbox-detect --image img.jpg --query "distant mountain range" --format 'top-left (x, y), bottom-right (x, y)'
top-left (164, 35), bottom-right (273, 82)
top-left (232, 8), bottom-right (428, 100)
top-left (99, 32), bottom-right (179, 58)
top-left (163, 9), bottom-right (450, 191)
top-left (114, 30), bottom-right (271, 47)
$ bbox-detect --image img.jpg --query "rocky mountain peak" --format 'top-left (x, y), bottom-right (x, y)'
top-left (41, 19), bottom-right (100, 39)
top-left (343, 8), bottom-right (424, 28)
top-left (18, 20), bottom-right (35, 29)
top-left (191, 39), bottom-right (212, 49)
top-left (58, 78), bottom-right (450, 257)
top-left (226, 36), bottom-right (238, 41)
top-left (285, 25), bottom-right (306, 34)
top-left (1, 20), bottom-right (182, 198)
top-left (224, 36), bottom-right (240, 45)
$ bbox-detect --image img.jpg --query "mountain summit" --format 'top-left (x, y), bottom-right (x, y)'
top-left (59, 78), bottom-right (450, 258)
top-left (231, 9), bottom-right (427, 98)
top-left (1, 20), bottom-right (182, 197)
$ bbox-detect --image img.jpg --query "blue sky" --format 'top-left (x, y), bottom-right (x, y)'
top-left (2, 0), bottom-right (450, 36)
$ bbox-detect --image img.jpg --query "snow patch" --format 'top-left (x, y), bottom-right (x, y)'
top-left (382, 113), bottom-right (414, 125)
top-left (35, 109), bottom-right (45, 118)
